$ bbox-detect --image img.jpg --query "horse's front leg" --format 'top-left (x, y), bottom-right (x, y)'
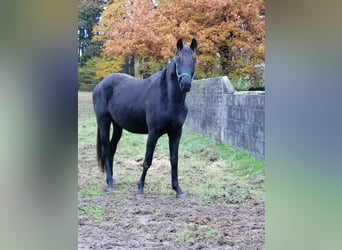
top-left (168, 129), bottom-right (185, 198)
top-left (137, 131), bottom-right (159, 198)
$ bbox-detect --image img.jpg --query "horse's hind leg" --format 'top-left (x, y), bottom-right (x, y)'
top-left (109, 122), bottom-right (122, 176)
top-left (97, 115), bottom-right (114, 190)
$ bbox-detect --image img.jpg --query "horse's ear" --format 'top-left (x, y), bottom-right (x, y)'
top-left (190, 38), bottom-right (197, 51)
top-left (177, 39), bottom-right (183, 50)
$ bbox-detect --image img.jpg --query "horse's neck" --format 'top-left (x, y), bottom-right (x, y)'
top-left (166, 61), bottom-right (186, 105)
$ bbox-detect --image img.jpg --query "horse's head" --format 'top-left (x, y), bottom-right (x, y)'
top-left (174, 38), bottom-right (197, 92)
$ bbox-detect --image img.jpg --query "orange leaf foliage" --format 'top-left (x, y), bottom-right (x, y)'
top-left (94, 0), bottom-right (265, 84)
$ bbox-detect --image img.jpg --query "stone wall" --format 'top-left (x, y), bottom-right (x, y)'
top-left (185, 76), bottom-right (265, 160)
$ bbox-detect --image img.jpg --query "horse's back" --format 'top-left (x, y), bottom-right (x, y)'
top-left (93, 72), bottom-right (163, 133)
top-left (94, 72), bottom-right (163, 93)
top-left (93, 73), bottom-right (143, 107)
top-left (94, 73), bottom-right (139, 92)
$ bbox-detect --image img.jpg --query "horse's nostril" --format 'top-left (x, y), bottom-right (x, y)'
top-left (180, 82), bottom-right (191, 92)
top-left (181, 81), bottom-right (191, 86)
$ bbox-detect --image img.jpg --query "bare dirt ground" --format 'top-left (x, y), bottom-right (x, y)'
top-left (78, 92), bottom-right (264, 249)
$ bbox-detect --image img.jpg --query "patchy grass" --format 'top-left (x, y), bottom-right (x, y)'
top-left (177, 229), bottom-right (194, 244)
top-left (78, 116), bottom-right (97, 148)
top-left (176, 226), bottom-right (218, 244)
top-left (79, 185), bottom-right (103, 197)
top-left (79, 205), bottom-right (103, 223)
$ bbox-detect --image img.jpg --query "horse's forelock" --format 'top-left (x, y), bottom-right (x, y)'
top-left (175, 46), bottom-right (196, 62)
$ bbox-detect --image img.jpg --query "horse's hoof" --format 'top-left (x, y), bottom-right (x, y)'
top-left (104, 185), bottom-right (114, 193)
top-left (176, 193), bottom-right (186, 198)
top-left (136, 193), bottom-right (145, 200)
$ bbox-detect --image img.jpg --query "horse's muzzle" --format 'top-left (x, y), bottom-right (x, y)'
top-left (180, 82), bottom-right (191, 92)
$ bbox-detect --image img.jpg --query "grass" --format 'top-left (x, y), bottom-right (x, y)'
top-left (178, 129), bottom-right (264, 203)
top-left (79, 205), bottom-right (103, 222)
top-left (231, 77), bottom-right (252, 91)
top-left (78, 116), bottom-right (97, 147)
top-left (110, 129), bottom-right (263, 203)
top-left (176, 226), bottom-right (217, 244)
top-left (177, 229), bottom-right (194, 244)
top-left (79, 91), bottom-right (265, 204)
top-left (79, 185), bottom-right (103, 197)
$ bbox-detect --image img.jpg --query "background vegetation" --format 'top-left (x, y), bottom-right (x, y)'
top-left (78, 0), bottom-right (265, 90)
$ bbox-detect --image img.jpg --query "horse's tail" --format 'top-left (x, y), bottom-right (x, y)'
top-left (96, 127), bottom-right (105, 173)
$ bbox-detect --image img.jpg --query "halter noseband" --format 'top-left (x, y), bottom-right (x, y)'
top-left (175, 63), bottom-right (195, 82)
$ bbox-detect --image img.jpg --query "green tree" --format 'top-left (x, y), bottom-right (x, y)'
top-left (78, 58), bottom-right (97, 85)
top-left (78, 55), bottom-right (125, 87)
top-left (78, 0), bottom-right (106, 64)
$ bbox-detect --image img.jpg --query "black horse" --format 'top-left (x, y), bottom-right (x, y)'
top-left (93, 38), bottom-right (197, 198)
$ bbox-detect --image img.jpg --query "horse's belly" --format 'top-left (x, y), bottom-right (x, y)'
top-left (123, 121), bottom-right (148, 134)
top-left (112, 111), bottom-right (148, 134)
top-left (108, 95), bottom-right (149, 133)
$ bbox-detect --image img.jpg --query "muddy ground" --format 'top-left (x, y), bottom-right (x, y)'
top-left (78, 92), bottom-right (264, 249)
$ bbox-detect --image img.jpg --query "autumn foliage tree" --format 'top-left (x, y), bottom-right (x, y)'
top-left (94, 0), bottom-right (265, 86)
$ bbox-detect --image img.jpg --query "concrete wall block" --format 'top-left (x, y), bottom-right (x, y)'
top-left (185, 76), bottom-right (265, 160)
top-left (228, 106), bottom-right (244, 120)
top-left (229, 94), bottom-right (265, 109)
top-left (250, 124), bottom-right (265, 140)
top-left (249, 95), bottom-right (265, 109)
top-left (249, 139), bottom-right (265, 160)
top-left (230, 95), bottom-right (245, 107)
top-left (253, 109), bottom-right (265, 125)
